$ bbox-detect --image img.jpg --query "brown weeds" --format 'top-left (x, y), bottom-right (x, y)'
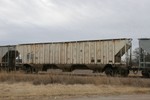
top-left (0, 72), bottom-right (150, 87)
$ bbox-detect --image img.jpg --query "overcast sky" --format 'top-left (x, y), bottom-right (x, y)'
top-left (0, 0), bottom-right (150, 48)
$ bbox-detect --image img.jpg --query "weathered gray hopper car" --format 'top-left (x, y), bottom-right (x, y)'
top-left (0, 45), bottom-right (18, 71)
top-left (139, 38), bottom-right (150, 77)
top-left (16, 38), bottom-right (132, 76)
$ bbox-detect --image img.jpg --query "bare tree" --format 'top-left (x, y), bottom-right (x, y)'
top-left (132, 48), bottom-right (140, 66)
top-left (132, 48), bottom-right (150, 66)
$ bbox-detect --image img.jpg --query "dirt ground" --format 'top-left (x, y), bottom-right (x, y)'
top-left (0, 82), bottom-right (150, 100)
top-left (1, 94), bottom-right (150, 100)
top-left (62, 94), bottom-right (150, 100)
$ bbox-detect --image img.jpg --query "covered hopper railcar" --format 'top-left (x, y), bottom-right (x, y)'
top-left (138, 38), bottom-right (150, 77)
top-left (16, 38), bottom-right (132, 76)
top-left (0, 45), bottom-right (19, 71)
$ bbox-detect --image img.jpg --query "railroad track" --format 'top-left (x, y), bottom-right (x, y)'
top-left (37, 70), bottom-right (143, 79)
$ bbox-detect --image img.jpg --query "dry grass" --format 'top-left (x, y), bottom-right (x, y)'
top-left (0, 72), bottom-right (150, 100)
top-left (0, 72), bottom-right (150, 87)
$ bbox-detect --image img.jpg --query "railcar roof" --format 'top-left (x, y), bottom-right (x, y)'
top-left (139, 38), bottom-right (150, 40)
top-left (0, 45), bottom-right (16, 47)
top-left (18, 38), bottom-right (132, 45)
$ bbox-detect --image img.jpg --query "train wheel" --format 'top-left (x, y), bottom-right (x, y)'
top-left (24, 66), bottom-right (32, 74)
top-left (105, 67), bottom-right (114, 76)
top-left (113, 68), bottom-right (129, 77)
top-left (121, 69), bottom-right (129, 77)
top-left (142, 70), bottom-right (149, 78)
top-left (33, 68), bottom-right (39, 74)
top-left (113, 68), bottom-right (120, 77)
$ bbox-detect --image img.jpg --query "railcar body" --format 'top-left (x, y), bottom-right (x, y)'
top-left (16, 38), bottom-right (132, 75)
